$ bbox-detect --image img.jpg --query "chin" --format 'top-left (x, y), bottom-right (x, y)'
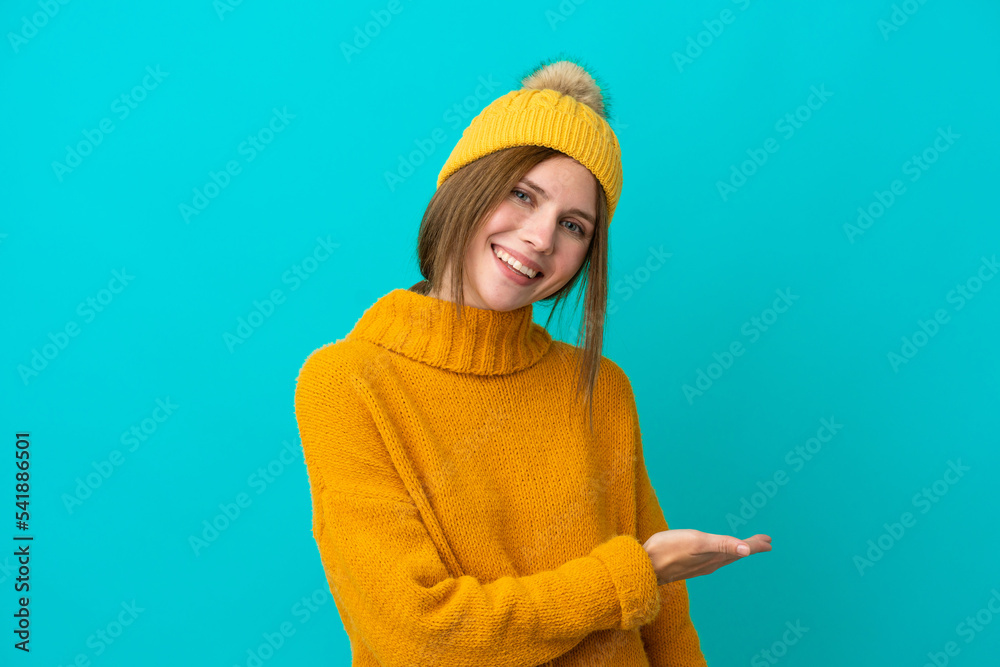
top-left (478, 285), bottom-right (532, 312)
top-left (487, 295), bottom-right (529, 312)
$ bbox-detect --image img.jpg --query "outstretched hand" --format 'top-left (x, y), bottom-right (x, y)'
top-left (642, 529), bottom-right (772, 585)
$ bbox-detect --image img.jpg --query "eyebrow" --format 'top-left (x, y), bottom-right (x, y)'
top-left (520, 177), bottom-right (596, 228)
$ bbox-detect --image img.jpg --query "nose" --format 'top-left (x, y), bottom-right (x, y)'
top-left (519, 209), bottom-right (558, 254)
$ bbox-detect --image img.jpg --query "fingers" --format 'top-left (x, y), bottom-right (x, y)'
top-left (743, 534), bottom-right (773, 554)
top-left (691, 532), bottom-right (751, 558)
top-left (712, 533), bottom-right (773, 557)
top-left (694, 531), bottom-right (772, 558)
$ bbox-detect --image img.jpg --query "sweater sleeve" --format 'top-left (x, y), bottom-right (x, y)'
top-left (630, 393), bottom-right (710, 666)
top-left (294, 349), bottom-right (663, 667)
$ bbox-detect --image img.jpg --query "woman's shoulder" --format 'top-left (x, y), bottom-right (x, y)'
top-left (295, 337), bottom-right (387, 393)
top-left (547, 340), bottom-right (637, 404)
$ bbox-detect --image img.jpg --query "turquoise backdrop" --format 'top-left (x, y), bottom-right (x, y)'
top-left (2, 0), bottom-right (998, 665)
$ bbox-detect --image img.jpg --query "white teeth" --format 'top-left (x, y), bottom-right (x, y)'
top-left (493, 246), bottom-right (537, 278)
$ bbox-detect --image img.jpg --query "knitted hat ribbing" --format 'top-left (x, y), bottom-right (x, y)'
top-left (436, 59), bottom-right (623, 225)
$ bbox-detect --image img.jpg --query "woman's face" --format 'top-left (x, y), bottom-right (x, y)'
top-left (435, 155), bottom-right (598, 312)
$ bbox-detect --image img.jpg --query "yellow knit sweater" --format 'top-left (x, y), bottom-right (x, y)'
top-left (293, 287), bottom-right (708, 667)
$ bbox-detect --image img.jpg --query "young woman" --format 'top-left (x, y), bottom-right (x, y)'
top-left (294, 57), bottom-right (771, 667)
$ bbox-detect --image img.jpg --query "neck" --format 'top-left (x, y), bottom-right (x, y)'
top-left (347, 288), bottom-right (553, 376)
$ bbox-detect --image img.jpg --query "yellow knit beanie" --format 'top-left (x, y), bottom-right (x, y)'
top-left (436, 58), bottom-right (623, 225)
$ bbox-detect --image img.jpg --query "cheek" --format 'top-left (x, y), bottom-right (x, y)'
top-left (565, 246), bottom-right (590, 272)
top-left (468, 244), bottom-right (494, 277)
top-left (492, 201), bottom-right (524, 226)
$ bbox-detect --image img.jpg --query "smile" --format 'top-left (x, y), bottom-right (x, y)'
top-left (492, 244), bottom-right (542, 281)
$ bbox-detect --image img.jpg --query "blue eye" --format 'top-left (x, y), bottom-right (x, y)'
top-left (513, 189), bottom-right (586, 236)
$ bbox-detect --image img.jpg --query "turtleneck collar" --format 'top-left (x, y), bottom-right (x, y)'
top-left (346, 288), bottom-right (553, 376)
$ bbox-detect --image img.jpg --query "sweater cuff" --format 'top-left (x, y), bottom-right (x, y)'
top-left (590, 535), bottom-right (662, 631)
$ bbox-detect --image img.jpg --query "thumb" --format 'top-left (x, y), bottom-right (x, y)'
top-left (716, 536), bottom-right (750, 556)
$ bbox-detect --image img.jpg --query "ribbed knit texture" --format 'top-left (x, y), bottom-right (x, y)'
top-left (436, 88), bottom-right (624, 224)
top-left (293, 288), bottom-right (708, 666)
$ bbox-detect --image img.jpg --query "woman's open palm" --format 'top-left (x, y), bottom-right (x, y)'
top-left (643, 529), bottom-right (772, 585)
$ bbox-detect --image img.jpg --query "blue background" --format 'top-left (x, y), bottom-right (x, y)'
top-left (2, 0), bottom-right (999, 665)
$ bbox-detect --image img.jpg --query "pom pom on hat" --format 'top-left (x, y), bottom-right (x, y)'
top-left (520, 59), bottom-right (609, 121)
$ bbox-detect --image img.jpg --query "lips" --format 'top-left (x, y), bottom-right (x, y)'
top-left (492, 244), bottom-right (543, 277)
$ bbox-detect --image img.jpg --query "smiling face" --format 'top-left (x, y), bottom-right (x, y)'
top-left (431, 155), bottom-right (599, 312)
